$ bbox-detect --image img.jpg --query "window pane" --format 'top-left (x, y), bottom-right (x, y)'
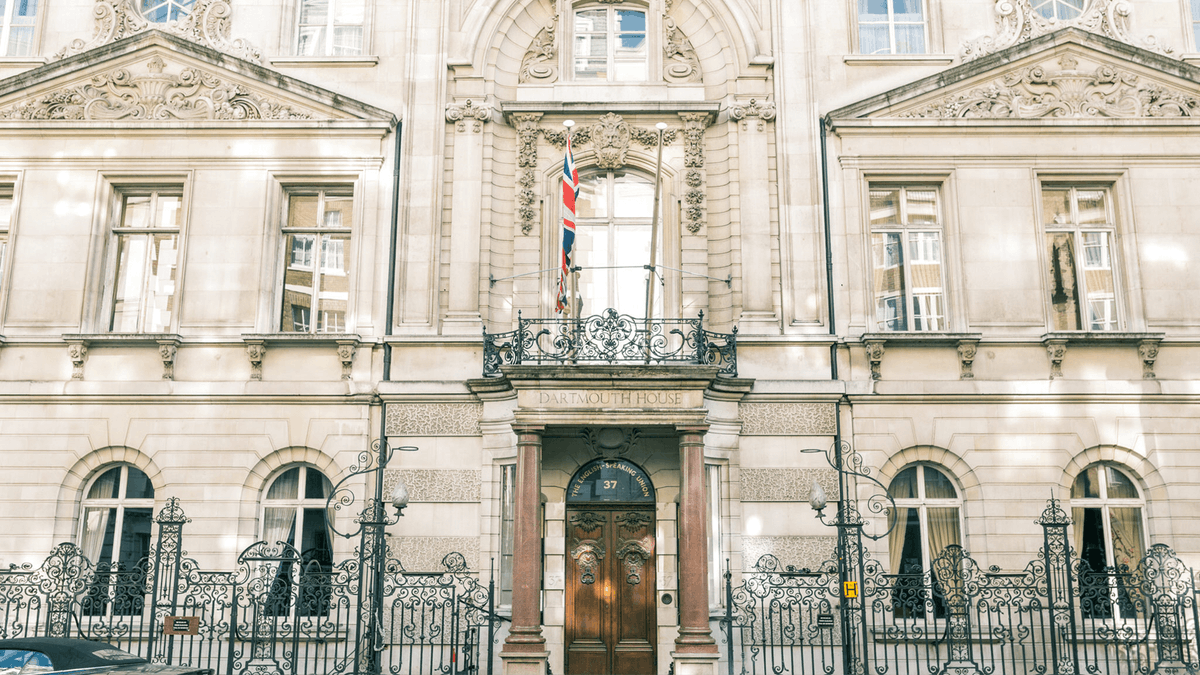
top-left (156, 195), bottom-right (181, 229)
top-left (112, 235), bottom-right (148, 332)
top-left (499, 465), bottom-right (516, 606)
top-left (334, 0), bottom-right (364, 23)
top-left (119, 508), bottom-right (153, 565)
top-left (1076, 190), bottom-right (1107, 224)
top-left (304, 468), bottom-right (329, 499)
top-left (858, 24), bottom-right (891, 54)
top-left (267, 468), bottom-right (301, 500)
top-left (574, 34), bottom-right (607, 79)
top-left (613, 224), bottom-right (650, 312)
top-left (893, 0), bottom-right (924, 21)
top-left (299, 508), bottom-right (333, 563)
top-left (1042, 188), bottom-right (1071, 226)
top-left (616, 9), bottom-right (644, 32)
top-left (872, 232), bottom-right (907, 331)
top-left (1072, 465), bottom-right (1101, 498)
top-left (288, 195), bottom-right (320, 229)
top-left (888, 507), bottom-right (923, 574)
top-left (316, 233), bottom-right (350, 332)
top-left (926, 507), bottom-right (961, 558)
top-left (80, 507), bottom-right (116, 563)
top-left (576, 223), bottom-right (609, 314)
top-left (1081, 232), bottom-right (1108, 268)
top-left (297, 27), bottom-right (326, 56)
top-left (905, 190), bottom-right (936, 225)
top-left (299, 0), bottom-right (328, 24)
top-left (88, 468), bottom-right (122, 499)
top-left (889, 466), bottom-right (918, 499)
top-left (143, 233), bottom-right (177, 332)
top-left (1105, 467), bottom-right (1138, 499)
top-left (332, 26), bottom-right (363, 56)
top-left (1108, 507), bottom-right (1144, 571)
top-left (576, 175), bottom-right (607, 219)
top-left (859, 0), bottom-right (890, 18)
top-left (574, 8), bottom-right (605, 31)
top-left (15, 0), bottom-right (37, 19)
top-left (923, 467), bottom-right (957, 499)
top-left (121, 196), bottom-right (151, 229)
top-left (125, 468), bottom-right (154, 500)
top-left (869, 189), bottom-right (900, 226)
top-left (893, 24), bottom-right (926, 54)
top-left (322, 194), bottom-right (353, 228)
top-left (1046, 232), bottom-right (1081, 330)
top-left (282, 234), bottom-right (316, 332)
top-left (7, 27), bottom-right (33, 56)
top-left (613, 173), bottom-right (653, 218)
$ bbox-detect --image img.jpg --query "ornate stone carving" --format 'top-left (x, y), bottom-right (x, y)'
top-left (957, 339), bottom-right (979, 380)
top-left (335, 339), bottom-right (356, 380)
top-left (739, 402), bottom-right (837, 436)
top-left (384, 403), bottom-right (482, 436)
top-left (729, 98), bottom-right (777, 131)
top-left (67, 341), bottom-right (88, 380)
top-left (865, 339), bottom-right (885, 381)
top-left (387, 537), bottom-right (478, 573)
top-left (0, 57), bottom-right (317, 121)
top-left (519, 14), bottom-right (558, 83)
top-left (616, 536), bottom-right (653, 585)
top-left (383, 469), bottom-right (480, 502)
top-left (542, 114), bottom-right (676, 153)
top-left (896, 54), bottom-right (1199, 119)
top-left (740, 468), bottom-right (839, 502)
top-left (960, 0), bottom-right (1172, 62)
top-left (1045, 338), bottom-right (1068, 379)
top-left (445, 99), bottom-right (492, 133)
top-left (590, 112), bottom-right (632, 169)
top-left (1138, 338), bottom-right (1160, 380)
top-left (678, 112), bottom-right (709, 234)
top-left (56, 0), bottom-right (263, 64)
top-left (513, 113), bottom-right (543, 236)
top-left (570, 538), bottom-right (605, 584)
top-left (580, 427), bottom-right (640, 458)
top-left (742, 536), bottom-right (837, 573)
top-left (244, 340), bottom-right (265, 381)
top-left (663, 17), bottom-right (701, 83)
top-left (157, 339), bottom-right (179, 380)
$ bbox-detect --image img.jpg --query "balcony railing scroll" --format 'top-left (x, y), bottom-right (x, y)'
top-left (482, 308), bottom-right (737, 378)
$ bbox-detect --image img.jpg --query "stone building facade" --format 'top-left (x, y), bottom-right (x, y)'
top-left (0, 0), bottom-right (1199, 674)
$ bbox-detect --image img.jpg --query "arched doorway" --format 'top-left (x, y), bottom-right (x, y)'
top-left (564, 457), bottom-right (657, 675)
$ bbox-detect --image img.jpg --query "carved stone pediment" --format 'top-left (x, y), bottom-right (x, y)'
top-left (961, 0), bottom-right (1171, 62)
top-left (829, 32), bottom-right (1200, 122)
top-left (0, 37), bottom-right (395, 124)
top-left (889, 51), bottom-right (1198, 119)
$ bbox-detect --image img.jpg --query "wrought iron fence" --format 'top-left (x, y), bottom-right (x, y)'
top-left (722, 499), bottom-right (1200, 675)
top-left (482, 308), bottom-right (738, 377)
top-left (0, 498), bottom-right (502, 675)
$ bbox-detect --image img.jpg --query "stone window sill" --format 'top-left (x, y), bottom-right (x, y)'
top-left (0, 57), bottom-right (47, 68)
top-left (843, 54), bottom-right (955, 66)
top-left (269, 56), bottom-right (379, 68)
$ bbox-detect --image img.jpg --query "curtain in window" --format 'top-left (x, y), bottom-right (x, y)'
top-left (888, 507), bottom-right (911, 574)
top-left (80, 507), bottom-right (113, 563)
top-left (1108, 507), bottom-right (1145, 572)
top-left (263, 507), bottom-right (298, 548)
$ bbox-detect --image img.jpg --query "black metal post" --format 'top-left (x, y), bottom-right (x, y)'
top-left (724, 559), bottom-right (733, 675)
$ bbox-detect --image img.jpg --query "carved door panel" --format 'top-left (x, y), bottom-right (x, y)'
top-left (565, 509), bottom-right (656, 675)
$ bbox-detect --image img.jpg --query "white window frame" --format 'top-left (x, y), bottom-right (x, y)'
top-left (293, 0), bottom-right (371, 57)
top-left (0, 0), bottom-right (39, 57)
top-left (855, 0), bottom-right (930, 55)
top-left (887, 464), bottom-right (965, 621)
top-left (1040, 184), bottom-right (1123, 332)
top-left (268, 180), bottom-right (361, 335)
top-left (78, 464), bottom-right (156, 567)
top-left (867, 184), bottom-right (949, 332)
top-left (92, 177), bottom-right (192, 335)
top-left (567, 2), bottom-right (654, 83)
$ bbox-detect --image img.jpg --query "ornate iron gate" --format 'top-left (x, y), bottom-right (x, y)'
top-left (0, 499), bottom-right (503, 675)
top-left (723, 498), bottom-right (1200, 675)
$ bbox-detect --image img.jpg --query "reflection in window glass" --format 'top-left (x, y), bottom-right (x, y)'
top-left (869, 186), bottom-right (945, 331)
top-left (281, 190), bottom-right (352, 333)
top-left (1043, 186), bottom-right (1118, 331)
top-left (887, 465), bottom-right (961, 619)
top-left (1031, 0), bottom-right (1084, 20)
top-left (574, 7), bottom-right (647, 81)
top-left (1071, 465), bottom-right (1146, 619)
top-left (572, 171), bottom-right (661, 316)
top-left (297, 0), bottom-right (365, 56)
top-left (140, 0), bottom-right (194, 22)
top-left (110, 191), bottom-right (181, 333)
top-left (0, 0), bottom-right (38, 57)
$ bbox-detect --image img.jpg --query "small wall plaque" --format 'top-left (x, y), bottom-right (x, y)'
top-left (163, 616), bottom-right (200, 635)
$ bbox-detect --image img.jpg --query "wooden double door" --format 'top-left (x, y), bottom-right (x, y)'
top-left (565, 506), bottom-right (657, 675)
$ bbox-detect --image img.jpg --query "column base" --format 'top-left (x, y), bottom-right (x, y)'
top-left (500, 650), bottom-right (549, 675)
top-left (671, 650), bottom-right (719, 675)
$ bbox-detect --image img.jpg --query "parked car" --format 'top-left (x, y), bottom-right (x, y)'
top-left (0, 639), bottom-right (212, 675)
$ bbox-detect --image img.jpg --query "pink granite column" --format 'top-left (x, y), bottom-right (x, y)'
top-left (676, 424), bottom-right (717, 653)
top-left (501, 424), bottom-right (547, 663)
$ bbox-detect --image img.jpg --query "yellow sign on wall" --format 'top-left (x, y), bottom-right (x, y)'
top-left (843, 581), bottom-right (859, 599)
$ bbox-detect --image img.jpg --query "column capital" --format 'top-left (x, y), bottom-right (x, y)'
top-left (445, 98), bottom-right (493, 133)
top-left (511, 423), bottom-right (545, 436)
top-left (675, 424), bottom-right (709, 435)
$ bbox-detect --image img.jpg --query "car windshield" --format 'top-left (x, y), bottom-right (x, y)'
top-left (0, 650), bottom-right (53, 675)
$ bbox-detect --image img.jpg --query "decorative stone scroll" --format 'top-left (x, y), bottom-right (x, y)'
top-left (335, 338), bottom-right (357, 380)
top-left (678, 112), bottom-right (709, 234)
top-left (542, 113), bottom-right (678, 170)
top-left (1138, 337), bottom-right (1160, 380)
top-left (960, 0), bottom-right (1173, 62)
top-left (663, 17), bottom-right (701, 83)
top-left (513, 113), bottom-right (543, 235)
top-left (384, 403), bottom-right (482, 436)
top-left (740, 468), bottom-right (839, 502)
top-left (896, 54), bottom-right (1199, 119)
top-left (56, 0), bottom-right (263, 64)
top-left (1045, 337), bottom-right (1068, 380)
top-left (729, 98), bottom-right (777, 131)
top-left (0, 57), bottom-right (317, 121)
top-left (244, 339), bottom-right (266, 381)
top-left (864, 339), bottom-right (885, 380)
top-left (445, 99), bottom-right (492, 133)
top-left (66, 341), bottom-right (88, 380)
top-left (739, 403), bottom-right (837, 436)
top-left (157, 337), bottom-right (180, 380)
top-left (519, 14), bottom-right (558, 83)
top-left (957, 338), bottom-right (979, 380)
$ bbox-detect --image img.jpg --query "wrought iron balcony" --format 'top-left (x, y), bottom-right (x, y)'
top-left (482, 308), bottom-right (737, 378)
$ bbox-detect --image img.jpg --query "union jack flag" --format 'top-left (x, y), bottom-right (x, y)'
top-left (557, 133), bottom-right (579, 313)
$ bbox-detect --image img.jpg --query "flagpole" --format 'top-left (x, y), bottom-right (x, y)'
top-left (563, 120), bottom-right (580, 363)
top-left (644, 122), bottom-right (667, 361)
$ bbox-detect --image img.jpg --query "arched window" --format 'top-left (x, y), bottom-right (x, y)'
top-left (1071, 464), bottom-right (1146, 618)
top-left (79, 465), bottom-right (155, 617)
top-left (887, 464), bottom-right (962, 618)
top-left (80, 465), bottom-right (155, 568)
top-left (140, 0), bottom-right (194, 22)
top-left (574, 170), bottom-right (662, 316)
top-left (572, 5), bottom-right (648, 82)
top-left (1032, 0), bottom-right (1084, 20)
top-left (261, 465), bottom-right (334, 616)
